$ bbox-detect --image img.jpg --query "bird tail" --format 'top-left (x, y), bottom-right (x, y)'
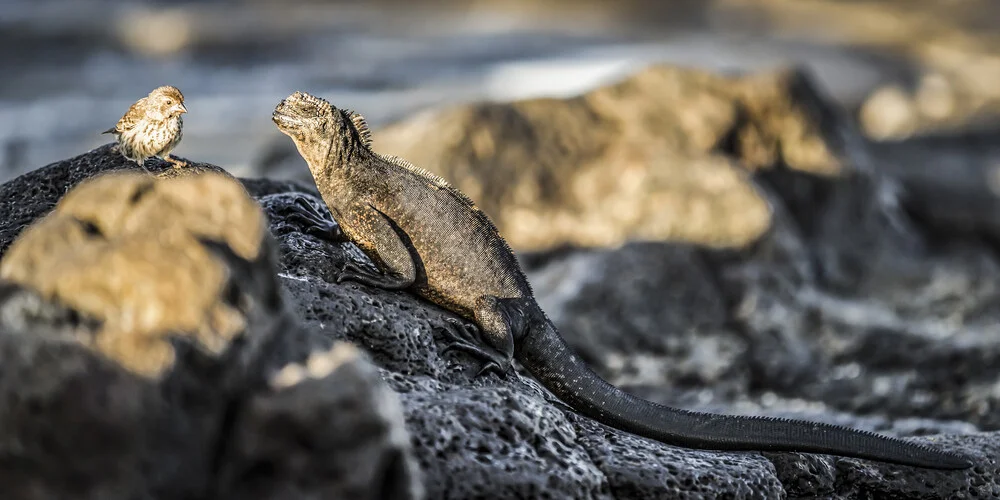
top-left (516, 318), bottom-right (973, 470)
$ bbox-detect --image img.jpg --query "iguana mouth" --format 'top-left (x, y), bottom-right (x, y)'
top-left (271, 106), bottom-right (302, 130)
top-left (272, 92), bottom-right (332, 132)
top-left (271, 98), bottom-right (311, 134)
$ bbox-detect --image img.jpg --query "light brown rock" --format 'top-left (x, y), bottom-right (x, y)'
top-left (374, 65), bottom-right (856, 252)
top-left (0, 171), bottom-right (268, 377)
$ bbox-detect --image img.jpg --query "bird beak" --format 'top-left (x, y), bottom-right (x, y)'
top-left (175, 103), bottom-right (188, 114)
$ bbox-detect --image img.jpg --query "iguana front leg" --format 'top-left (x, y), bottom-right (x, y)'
top-left (438, 318), bottom-right (509, 376)
top-left (283, 194), bottom-right (347, 242)
top-left (336, 205), bottom-right (416, 291)
top-left (438, 296), bottom-right (517, 376)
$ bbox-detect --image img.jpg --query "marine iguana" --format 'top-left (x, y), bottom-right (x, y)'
top-left (271, 91), bottom-right (973, 470)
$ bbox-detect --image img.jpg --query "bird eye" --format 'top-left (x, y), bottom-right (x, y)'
top-left (165, 99), bottom-right (173, 105)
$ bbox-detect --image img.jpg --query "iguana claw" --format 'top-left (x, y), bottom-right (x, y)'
top-left (437, 318), bottom-right (511, 376)
top-left (335, 260), bottom-right (413, 290)
top-left (336, 261), bottom-right (376, 284)
top-left (285, 195), bottom-right (345, 242)
top-left (475, 360), bottom-right (505, 377)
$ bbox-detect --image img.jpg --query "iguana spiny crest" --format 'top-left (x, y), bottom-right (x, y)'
top-left (273, 91), bottom-right (474, 206)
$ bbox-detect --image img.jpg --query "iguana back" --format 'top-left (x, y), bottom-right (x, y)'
top-left (272, 91), bottom-right (974, 471)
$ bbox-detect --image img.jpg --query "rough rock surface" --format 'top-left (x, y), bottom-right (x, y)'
top-left (2, 62), bottom-right (1000, 497)
top-left (0, 165), bottom-right (421, 500)
top-left (215, 343), bottom-right (422, 500)
top-left (0, 133), bottom-right (996, 499)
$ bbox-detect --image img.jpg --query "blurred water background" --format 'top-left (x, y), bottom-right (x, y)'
top-left (2, 0), bottom-right (1000, 183)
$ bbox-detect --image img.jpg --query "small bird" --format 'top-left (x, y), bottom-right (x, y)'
top-left (103, 85), bottom-right (188, 169)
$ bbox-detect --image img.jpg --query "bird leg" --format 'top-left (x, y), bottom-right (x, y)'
top-left (166, 155), bottom-right (189, 168)
top-left (136, 159), bottom-right (153, 175)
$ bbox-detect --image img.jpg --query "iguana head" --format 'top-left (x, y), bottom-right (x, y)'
top-left (272, 91), bottom-right (372, 169)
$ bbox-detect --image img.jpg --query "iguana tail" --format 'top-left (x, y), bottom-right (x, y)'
top-left (516, 320), bottom-right (973, 470)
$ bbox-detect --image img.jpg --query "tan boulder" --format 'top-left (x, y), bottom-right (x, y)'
top-left (0, 171), bottom-right (268, 378)
top-left (374, 64), bottom-right (851, 252)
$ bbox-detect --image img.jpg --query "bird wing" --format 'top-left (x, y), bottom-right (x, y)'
top-left (112, 98), bottom-right (148, 134)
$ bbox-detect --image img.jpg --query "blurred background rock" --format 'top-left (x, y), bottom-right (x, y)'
top-left (3, 4), bottom-right (1000, 494)
top-left (3, 0), bottom-right (1000, 207)
top-left (0, 0), bottom-right (1000, 240)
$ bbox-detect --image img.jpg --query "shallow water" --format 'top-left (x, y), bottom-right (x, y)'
top-left (0, 0), bottom-right (966, 182)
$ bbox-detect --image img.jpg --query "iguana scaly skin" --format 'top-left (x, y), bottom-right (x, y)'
top-left (271, 91), bottom-right (973, 470)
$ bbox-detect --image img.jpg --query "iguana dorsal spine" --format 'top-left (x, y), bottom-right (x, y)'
top-left (272, 91), bottom-right (974, 471)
